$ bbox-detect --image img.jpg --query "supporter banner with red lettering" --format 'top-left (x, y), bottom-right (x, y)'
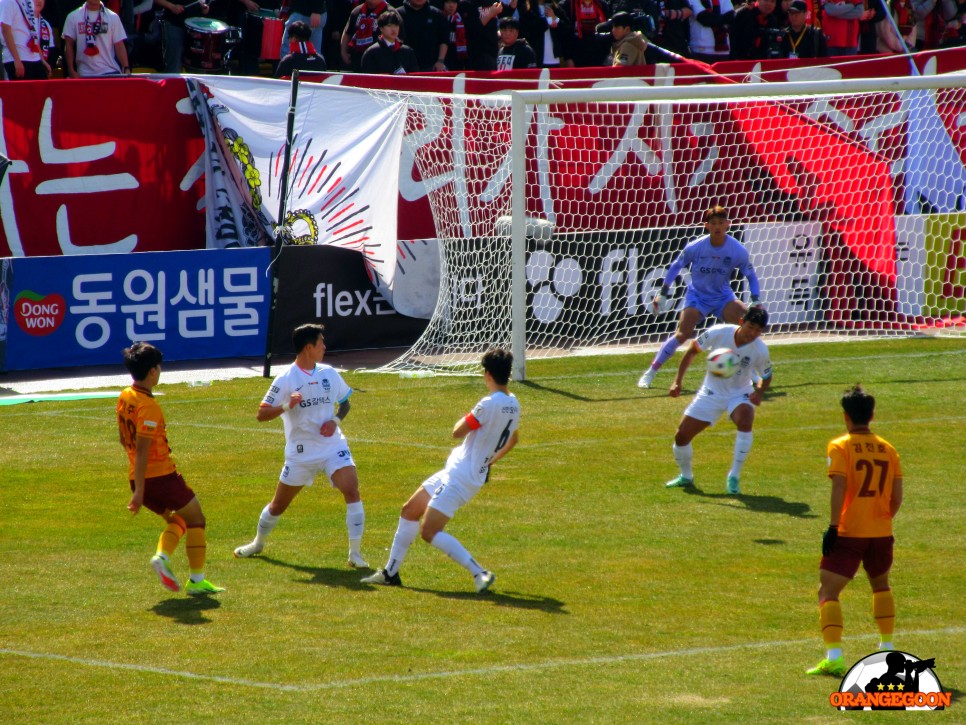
top-left (3, 48), bottom-right (966, 265)
top-left (0, 79), bottom-right (205, 257)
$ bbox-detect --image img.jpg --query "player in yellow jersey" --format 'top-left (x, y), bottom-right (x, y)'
top-left (117, 342), bottom-right (224, 596)
top-left (807, 384), bottom-right (902, 677)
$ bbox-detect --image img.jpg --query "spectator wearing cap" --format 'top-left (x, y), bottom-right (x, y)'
top-left (496, 16), bottom-right (538, 66)
top-left (609, 9), bottom-right (648, 63)
top-left (779, 0), bottom-right (826, 56)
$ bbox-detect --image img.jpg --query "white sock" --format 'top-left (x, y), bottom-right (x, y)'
top-left (827, 646), bottom-right (843, 660)
top-left (673, 443), bottom-right (694, 479)
top-left (346, 501), bottom-right (365, 553)
top-left (254, 504), bottom-right (280, 546)
top-left (386, 518), bottom-right (420, 576)
top-left (879, 641), bottom-right (893, 651)
top-left (190, 573), bottom-right (204, 583)
top-left (430, 531), bottom-right (484, 576)
top-left (729, 431), bottom-right (753, 480)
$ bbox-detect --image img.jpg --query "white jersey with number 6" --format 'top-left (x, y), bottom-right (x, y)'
top-left (694, 323), bottom-right (772, 396)
top-left (447, 391), bottom-right (521, 486)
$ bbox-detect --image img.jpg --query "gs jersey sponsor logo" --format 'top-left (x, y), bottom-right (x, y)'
top-left (698, 266), bottom-right (729, 275)
top-left (299, 396), bottom-right (332, 408)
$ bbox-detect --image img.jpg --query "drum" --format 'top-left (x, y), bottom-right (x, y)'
top-left (245, 10), bottom-right (284, 61)
top-left (184, 17), bottom-right (232, 72)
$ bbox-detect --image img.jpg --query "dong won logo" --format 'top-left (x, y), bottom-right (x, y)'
top-left (830, 651), bottom-right (950, 711)
top-left (14, 291), bottom-right (66, 336)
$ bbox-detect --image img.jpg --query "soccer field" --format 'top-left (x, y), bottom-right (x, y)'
top-left (1, 338), bottom-right (964, 722)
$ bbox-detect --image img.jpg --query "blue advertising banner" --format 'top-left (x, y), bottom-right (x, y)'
top-left (5, 248), bottom-right (271, 371)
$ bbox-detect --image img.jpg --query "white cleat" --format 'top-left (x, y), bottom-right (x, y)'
top-left (233, 542), bottom-right (264, 558)
top-left (151, 554), bottom-right (181, 593)
top-left (637, 367), bottom-right (657, 389)
top-left (347, 552), bottom-right (369, 569)
top-left (474, 570), bottom-right (495, 593)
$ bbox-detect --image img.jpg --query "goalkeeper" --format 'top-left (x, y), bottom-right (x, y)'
top-left (638, 205), bottom-right (761, 389)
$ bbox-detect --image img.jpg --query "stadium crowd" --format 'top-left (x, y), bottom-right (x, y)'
top-left (3, 0), bottom-right (966, 78)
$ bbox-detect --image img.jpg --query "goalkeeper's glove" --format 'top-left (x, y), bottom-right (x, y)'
top-left (822, 525), bottom-right (838, 556)
top-left (750, 295), bottom-right (762, 307)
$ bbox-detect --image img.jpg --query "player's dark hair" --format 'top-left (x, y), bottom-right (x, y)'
top-left (743, 306), bottom-right (768, 329)
top-left (293, 323), bottom-right (325, 353)
top-left (288, 20), bottom-right (312, 42)
top-left (841, 384), bottom-right (875, 425)
top-left (499, 17), bottom-right (521, 30)
top-left (123, 341), bottom-right (163, 381)
top-left (377, 10), bottom-right (401, 27)
top-left (482, 348), bottom-right (513, 385)
top-left (705, 205), bottom-right (728, 221)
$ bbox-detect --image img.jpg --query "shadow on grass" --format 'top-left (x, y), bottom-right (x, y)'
top-left (150, 596), bottom-right (221, 625)
top-left (401, 585), bottom-right (568, 614)
top-left (753, 538), bottom-right (786, 545)
top-left (255, 556), bottom-right (370, 590)
top-left (518, 380), bottom-right (639, 404)
top-left (681, 484), bottom-right (816, 519)
top-left (946, 687), bottom-right (963, 706)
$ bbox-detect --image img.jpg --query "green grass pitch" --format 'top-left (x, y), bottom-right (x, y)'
top-left (1, 338), bottom-right (964, 722)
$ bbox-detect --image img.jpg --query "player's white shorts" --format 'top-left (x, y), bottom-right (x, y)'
top-left (279, 446), bottom-right (355, 487)
top-left (684, 387), bottom-right (754, 426)
top-left (422, 469), bottom-right (481, 518)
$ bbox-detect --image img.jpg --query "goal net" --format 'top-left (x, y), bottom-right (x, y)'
top-left (378, 74), bottom-right (966, 379)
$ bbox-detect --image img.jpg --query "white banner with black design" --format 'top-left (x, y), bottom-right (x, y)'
top-left (188, 76), bottom-right (407, 298)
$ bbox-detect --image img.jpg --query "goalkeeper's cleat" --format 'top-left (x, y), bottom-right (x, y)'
top-left (474, 570), bottom-right (495, 593)
top-left (361, 568), bottom-right (402, 586)
top-left (664, 475), bottom-right (694, 489)
top-left (806, 657), bottom-right (847, 677)
top-left (637, 367), bottom-right (657, 389)
top-left (185, 579), bottom-right (225, 596)
top-left (347, 552), bottom-right (369, 569)
top-left (151, 554), bottom-right (181, 593)
top-left (726, 475), bottom-right (741, 495)
top-left (233, 541), bottom-right (263, 558)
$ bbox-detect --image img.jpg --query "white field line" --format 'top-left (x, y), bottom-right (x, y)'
top-left (14, 410), bottom-right (966, 451)
top-left (2, 626), bottom-right (963, 694)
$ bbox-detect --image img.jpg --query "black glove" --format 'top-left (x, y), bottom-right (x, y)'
top-left (822, 525), bottom-right (838, 556)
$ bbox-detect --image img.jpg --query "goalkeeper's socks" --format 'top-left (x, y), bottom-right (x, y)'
top-left (652, 336), bottom-right (682, 370)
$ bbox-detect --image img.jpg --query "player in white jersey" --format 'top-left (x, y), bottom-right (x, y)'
top-left (638, 205), bottom-right (762, 389)
top-left (664, 306), bottom-right (772, 495)
top-left (362, 349), bottom-right (520, 593)
top-left (233, 324), bottom-right (368, 568)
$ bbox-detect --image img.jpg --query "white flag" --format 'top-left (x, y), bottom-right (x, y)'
top-left (194, 76), bottom-right (407, 296)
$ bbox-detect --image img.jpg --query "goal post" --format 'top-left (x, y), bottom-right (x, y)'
top-left (379, 73), bottom-right (966, 380)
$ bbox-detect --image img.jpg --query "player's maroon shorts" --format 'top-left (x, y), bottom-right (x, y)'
top-left (821, 535), bottom-right (894, 579)
top-left (129, 472), bottom-right (196, 515)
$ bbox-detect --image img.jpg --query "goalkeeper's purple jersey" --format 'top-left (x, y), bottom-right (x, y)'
top-left (664, 234), bottom-right (760, 299)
